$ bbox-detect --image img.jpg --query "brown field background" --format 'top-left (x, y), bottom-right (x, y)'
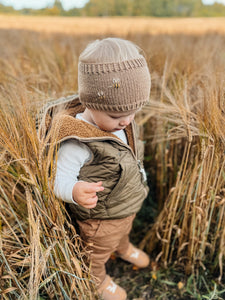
top-left (0, 15), bottom-right (225, 35)
top-left (0, 15), bottom-right (225, 299)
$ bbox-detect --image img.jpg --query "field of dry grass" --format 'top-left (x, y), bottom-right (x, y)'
top-left (1, 15), bottom-right (225, 35)
top-left (0, 16), bottom-right (225, 299)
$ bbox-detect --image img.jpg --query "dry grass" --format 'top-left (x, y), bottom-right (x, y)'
top-left (139, 33), bottom-right (225, 281)
top-left (0, 16), bottom-right (225, 298)
top-left (0, 88), bottom-right (97, 298)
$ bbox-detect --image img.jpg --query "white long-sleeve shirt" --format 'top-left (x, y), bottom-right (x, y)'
top-left (54, 113), bottom-right (128, 203)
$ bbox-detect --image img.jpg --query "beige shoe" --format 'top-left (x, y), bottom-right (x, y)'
top-left (119, 243), bottom-right (150, 268)
top-left (97, 275), bottom-right (127, 300)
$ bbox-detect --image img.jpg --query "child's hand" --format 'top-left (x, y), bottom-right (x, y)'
top-left (72, 181), bottom-right (104, 209)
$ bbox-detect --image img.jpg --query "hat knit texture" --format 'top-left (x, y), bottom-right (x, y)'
top-left (78, 57), bottom-right (151, 112)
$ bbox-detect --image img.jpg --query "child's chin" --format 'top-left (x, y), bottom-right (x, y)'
top-left (114, 127), bottom-right (125, 131)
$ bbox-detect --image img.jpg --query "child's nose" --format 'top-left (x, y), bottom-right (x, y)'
top-left (119, 116), bottom-right (132, 126)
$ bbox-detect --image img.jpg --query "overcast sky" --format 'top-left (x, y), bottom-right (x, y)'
top-left (0, 0), bottom-right (224, 10)
top-left (0, 0), bottom-right (89, 10)
top-left (203, 0), bottom-right (225, 3)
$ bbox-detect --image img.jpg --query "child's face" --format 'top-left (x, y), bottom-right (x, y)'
top-left (86, 109), bottom-right (138, 132)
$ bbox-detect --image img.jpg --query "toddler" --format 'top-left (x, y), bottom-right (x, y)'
top-left (53, 37), bottom-right (151, 300)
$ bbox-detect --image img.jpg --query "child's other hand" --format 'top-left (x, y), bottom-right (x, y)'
top-left (72, 181), bottom-right (104, 209)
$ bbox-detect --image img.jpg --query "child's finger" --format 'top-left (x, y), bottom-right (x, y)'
top-left (86, 182), bottom-right (104, 193)
top-left (93, 181), bottom-right (104, 190)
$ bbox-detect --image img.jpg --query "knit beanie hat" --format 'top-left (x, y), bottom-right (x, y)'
top-left (78, 57), bottom-right (151, 112)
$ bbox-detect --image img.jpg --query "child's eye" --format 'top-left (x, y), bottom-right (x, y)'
top-left (110, 116), bottom-right (120, 119)
top-left (108, 114), bottom-right (121, 119)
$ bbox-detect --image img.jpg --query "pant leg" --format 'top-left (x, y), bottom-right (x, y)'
top-left (116, 214), bottom-right (136, 255)
top-left (77, 219), bottom-right (109, 286)
top-left (77, 214), bottom-right (136, 286)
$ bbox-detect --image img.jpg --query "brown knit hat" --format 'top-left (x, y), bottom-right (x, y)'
top-left (78, 57), bottom-right (151, 112)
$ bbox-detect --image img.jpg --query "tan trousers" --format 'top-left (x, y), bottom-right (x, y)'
top-left (77, 214), bottom-right (135, 286)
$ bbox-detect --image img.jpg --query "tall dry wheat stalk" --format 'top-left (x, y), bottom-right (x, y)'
top-left (140, 33), bottom-right (225, 281)
top-left (0, 18), bottom-right (225, 298)
top-left (0, 31), bottom-right (98, 299)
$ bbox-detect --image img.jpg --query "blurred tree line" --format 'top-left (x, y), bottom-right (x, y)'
top-left (1, 0), bottom-right (225, 17)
